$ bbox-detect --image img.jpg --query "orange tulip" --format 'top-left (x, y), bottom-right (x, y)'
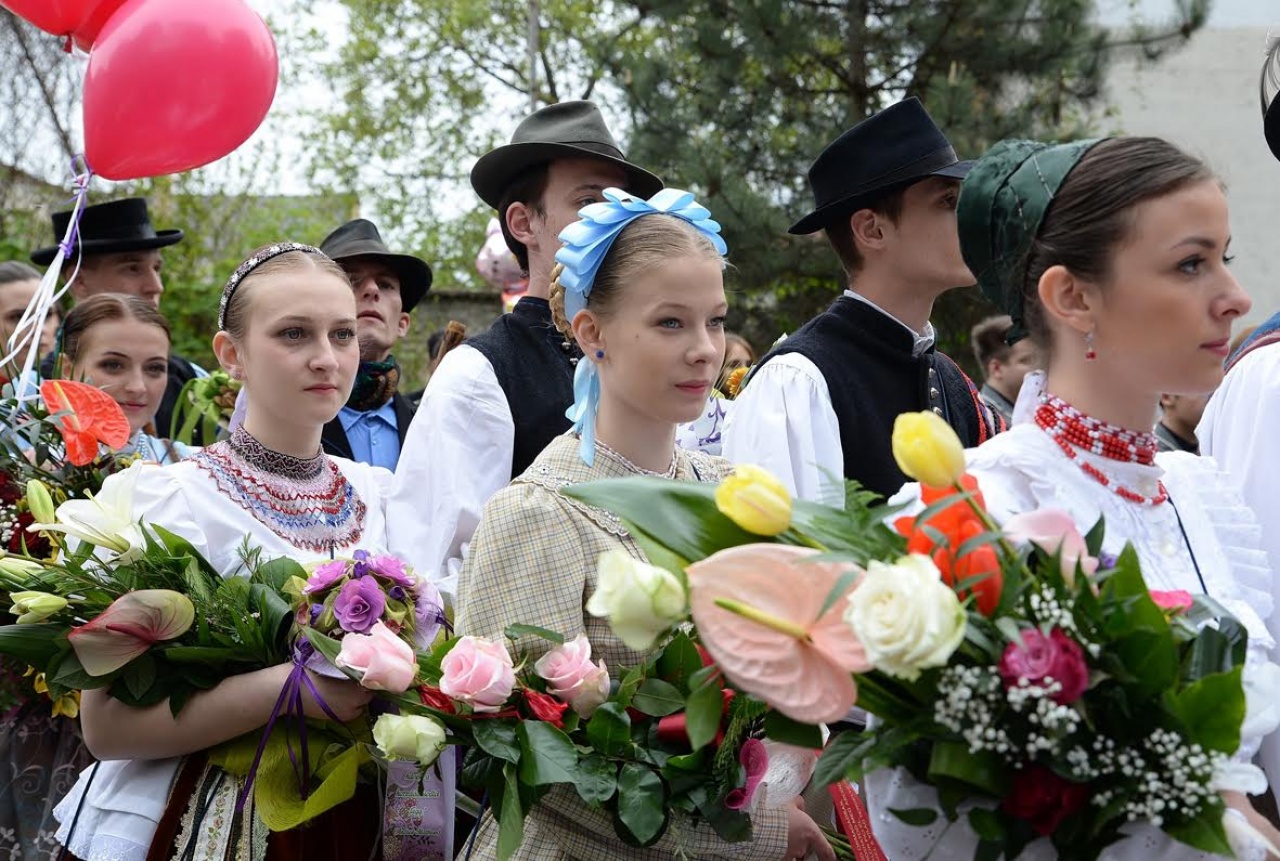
top-left (896, 474), bottom-right (1002, 615)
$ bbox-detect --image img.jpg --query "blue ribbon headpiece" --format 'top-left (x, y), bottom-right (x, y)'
top-left (555, 187), bottom-right (728, 465)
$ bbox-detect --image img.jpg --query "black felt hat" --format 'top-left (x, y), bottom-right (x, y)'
top-left (790, 97), bottom-right (973, 235)
top-left (320, 219), bottom-right (433, 312)
top-left (470, 101), bottom-right (663, 210)
top-left (31, 197), bottom-right (183, 266)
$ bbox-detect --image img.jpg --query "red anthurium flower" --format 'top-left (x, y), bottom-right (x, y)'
top-left (40, 380), bottom-right (131, 465)
top-left (69, 589), bottom-right (195, 676)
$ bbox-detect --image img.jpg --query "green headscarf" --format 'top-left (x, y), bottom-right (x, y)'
top-left (956, 138), bottom-right (1103, 343)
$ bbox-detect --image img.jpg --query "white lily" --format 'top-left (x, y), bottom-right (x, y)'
top-left (30, 464), bottom-right (144, 560)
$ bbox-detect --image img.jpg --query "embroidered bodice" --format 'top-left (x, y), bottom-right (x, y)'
top-left (191, 427), bottom-right (367, 552)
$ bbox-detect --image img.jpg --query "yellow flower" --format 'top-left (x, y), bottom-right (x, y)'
top-left (891, 411), bottom-right (967, 489)
top-left (51, 691), bottom-right (80, 719)
top-left (725, 366), bottom-right (749, 398)
top-left (715, 465), bottom-right (793, 536)
top-left (32, 672), bottom-right (47, 695)
top-left (25, 480), bottom-right (56, 525)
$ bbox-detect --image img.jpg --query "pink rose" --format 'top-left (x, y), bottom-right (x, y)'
top-left (304, 559), bottom-right (348, 595)
top-left (1003, 509), bottom-right (1099, 585)
top-left (533, 633), bottom-right (611, 718)
top-left (335, 621), bottom-right (417, 693)
top-left (998, 627), bottom-right (1089, 704)
top-left (1150, 590), bottom-right (1194, 614)
top-left (439, 636), bottom-right (515, 713)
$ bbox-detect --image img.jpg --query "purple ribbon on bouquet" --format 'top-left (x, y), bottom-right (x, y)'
top-left (236, 640), bottom-right (346, 813)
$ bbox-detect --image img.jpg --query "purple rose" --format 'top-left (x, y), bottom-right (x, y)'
top-left (370, 554), bottom-right (415, 588)
top-left (333, 576), bottom-right (387, 634)
top-left (304, 560), bottom-right (348, 595)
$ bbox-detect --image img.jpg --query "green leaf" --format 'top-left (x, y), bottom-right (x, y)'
top-left (495, 762), bottom-right (525, 861)
top-left (0, 623), bottom-right (64, 666)
top-left (1165, 807), bottom-right (1234, 856)
top-left (889, 807), bottom-right (938, 826)
top-left (585, 702), bottom-right (633, 758)
top-left (1084, 516), bottom-right (1106, 557)
top-left (474, 720), bottom-right (521, 763)
top-left (763, 710), bottom-right (824, 749)
top-left (517, 721), bottom-right (578, 786)
top-left (1109, 629), bottom-right (1179, 700)
top-left (656, 632), bottom-right (703, 693)
top-left (817, 569), bottom-right (858, 618)
top-left (683, 678), bottom-right (723, 752)
top-left (813, 730), bottom-right (874, 787)
top-left (565, 477), bottom-right (758, 563)
top-left (121, 653), bottom-right (157, 700)
top-left (614, 664), bottom-right (645, 710)
top-left (631, 679), bottom-right (685, 717)
top-left (574, 754), bottom-right (618, 806)
top-left (616, 762), bottom-right (668, 846)
top-left (1167, 667), bottom-right (1245, 754)
top-left (503, 624), bottom-right (564, 645)
top-left (968, 808), bottom-right (1005, 842)
top-left (50, 650), bottom-right (97, 692)
top-left (252, 556), bottom-right (308, 590)
top-left (159, 645), bottom-right (241, 664)
top-left (928, 741), bottom-right (1010, 798)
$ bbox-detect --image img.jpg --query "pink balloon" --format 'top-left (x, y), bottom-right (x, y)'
top-left (82, 0), bottom-right (278, 181)
top-left (1, 0), bottom-right (114, 37)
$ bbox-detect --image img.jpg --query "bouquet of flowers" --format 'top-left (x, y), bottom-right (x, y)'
top-left (554, 411), bottom-right (1273, 861)
top-left (170, 369), bottom-right (241, 444)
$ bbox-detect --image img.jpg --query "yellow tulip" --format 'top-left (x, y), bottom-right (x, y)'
top-left (715, 465), bottom-right (793, 536)
top-left (25, 480), bottom-right (56, 525)
top-left (51, 691), bottom-right (80, 719)
top-left (891, 411), bottom-right (967, 489)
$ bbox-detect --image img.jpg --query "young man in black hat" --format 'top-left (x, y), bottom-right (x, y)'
top-left (724, 97), bottom-right (1002, 504)
top-left (318, 218), bottom-right (432, 470)
top-left (391, 100), bottom-right (662, 605)
top-left (31, 197), bottom-right (205, 441)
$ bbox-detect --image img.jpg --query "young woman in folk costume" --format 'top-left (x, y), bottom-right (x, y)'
top-left (456, 189), bottom-right (835, 861)
top-left (0, 295), bottom-right (193, 861)
top-left (54, 244), bottom-right (394, 861)
top-left (878, 138), bottom-right (1280, 859)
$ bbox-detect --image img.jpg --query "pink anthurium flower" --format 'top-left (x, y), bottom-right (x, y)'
top-left (1003, 509), bottom-right (1099, 585)
top-left (725, 738), bottom-right (769, 810)
top-left (69, 589), bottom-right (195, 676)
top-left (687, 544), bottom-right (870, 724)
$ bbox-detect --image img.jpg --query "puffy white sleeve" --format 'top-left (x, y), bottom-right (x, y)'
top-left (387, 345), bottom-right (514, 612)
top-left (124, 463), bottom-right (208, 559)
top-left (722, 353), bottom-right (844, 505)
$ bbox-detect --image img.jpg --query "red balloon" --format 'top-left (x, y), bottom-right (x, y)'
top-left (2, 0), bottom-right (124, 38)
top-left (71, 0), bottom-right (129, 49)
top-left (82, 0), bottom-right (278, 181)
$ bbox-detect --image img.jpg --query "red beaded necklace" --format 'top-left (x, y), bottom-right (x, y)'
top-left (1034, 393), bottom-right (1168, 507)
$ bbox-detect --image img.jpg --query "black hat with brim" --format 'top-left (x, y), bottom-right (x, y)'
top-left (31, 197), bottom-right (182, 266)
top-left (471, 101), bottom-right (663, 210)
top-left (790, 97), bottom-right (973, 235)
top-left (1266, 93), bottom-right (1280, 162)
top-left (319, 219), bottom-right (433, 312)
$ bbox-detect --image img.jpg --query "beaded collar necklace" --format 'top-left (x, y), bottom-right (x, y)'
top-left (193, 426), bottom-right (366, 551)
top-left (594, 439), bottom-right (678, 479)
top-left (1034, 392), bottom-right (1167, 507)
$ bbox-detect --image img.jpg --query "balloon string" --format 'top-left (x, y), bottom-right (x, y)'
top-left (2, 158), bottom-right (92, 397)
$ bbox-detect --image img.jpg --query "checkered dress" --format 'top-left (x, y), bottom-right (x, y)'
top-left (456, 434), bottom-right (790, 860)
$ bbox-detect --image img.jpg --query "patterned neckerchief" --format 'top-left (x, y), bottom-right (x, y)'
top-left (192, 426), bottom-right (366, 552)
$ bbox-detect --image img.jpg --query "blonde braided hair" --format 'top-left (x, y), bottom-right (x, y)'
top-left (548, 261), bottom-right (573, 344)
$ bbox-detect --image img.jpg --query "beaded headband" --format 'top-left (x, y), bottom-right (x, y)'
top-left (218, 242), bottom-right (323, 330)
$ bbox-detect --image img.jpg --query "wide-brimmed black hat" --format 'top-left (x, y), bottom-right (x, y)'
top-left (790, 97), bottom-right (973, 235)
top-left (319, 219), bottom-right (433, 312)
top-left (1266, 94), bottom-right (1280, 162)
top-left (31, 197), bottom-right (183, 266)
top-left (470, 101), bottom-right (663, 209)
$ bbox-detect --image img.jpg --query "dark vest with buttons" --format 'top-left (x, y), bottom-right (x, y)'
top-left (468, 297), bottom-right (579, 480)
top-left (747, 295), bottom-right (1002, 501)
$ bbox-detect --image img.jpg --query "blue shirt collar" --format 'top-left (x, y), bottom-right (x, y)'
top-left (338, 398), bottom-right (398, 432)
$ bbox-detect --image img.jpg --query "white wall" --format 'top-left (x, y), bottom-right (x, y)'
top-left (1106, 25), bottom-right (1280, 324)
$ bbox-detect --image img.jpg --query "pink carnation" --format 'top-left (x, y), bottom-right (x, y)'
top-left (1150, 590), bottom-right (1194, 614)
top-left (998, 627), bottom-right (1089, 704)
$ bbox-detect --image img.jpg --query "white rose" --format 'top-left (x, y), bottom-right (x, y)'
top-left (843, 554), bottom-right (965, 681)
top-left (372, 714), bottom-right (447, 767)
top-left (586, 550), bottom-right (686, 651)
